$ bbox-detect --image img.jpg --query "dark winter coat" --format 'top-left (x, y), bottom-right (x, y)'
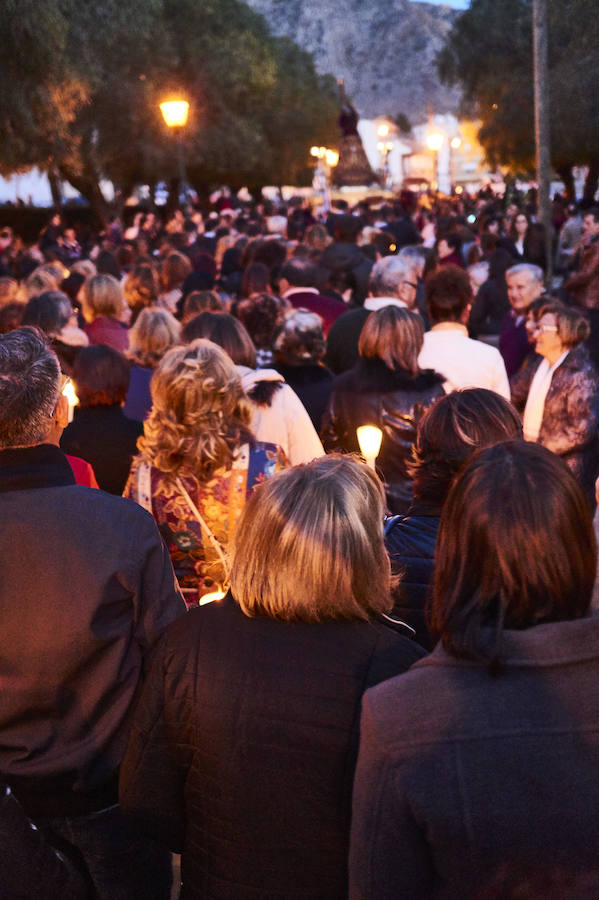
top-left (324, 307), bottom-right (371, 374)
top-left (60, 404), bottom-right (143, 494)
top-left (120, 592), bottom-right (424, 900)
top-left (350, 614), bottom-right (599, 899)
top-left (384, 504), bottom-right (441, 651)
top-left (321, 358), bottom-right (445, 514)
top-left (510, 343), bottom-right (599, 504)
top-left (0, 444), bottom-right (185, 819)
top-left (565, 234), bottom-right (599, 308)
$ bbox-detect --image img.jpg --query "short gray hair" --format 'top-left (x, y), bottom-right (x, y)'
top-left (506, 263), bottom-right (544, 284)
top-left (369, 256), bottom-right (414, 297)
top-left (0, 328), bottom-right (60, 449)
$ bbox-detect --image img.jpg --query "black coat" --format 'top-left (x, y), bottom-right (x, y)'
top-left (60, 404), bottom-right (142, 494)
top-left (272, 361), bottom-right (334, 431)
top-left (120, 593), bottom-right (424, 900)
top-left (384, 505), bottom-right (441, 651)
top-left (321, 358), bottom-right (444, 514)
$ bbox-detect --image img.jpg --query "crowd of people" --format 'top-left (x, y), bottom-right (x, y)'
top-left (1, 186), bottom-right (599, 899)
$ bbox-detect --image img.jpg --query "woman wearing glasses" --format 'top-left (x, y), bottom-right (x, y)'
top-left (510, 299), bottom-right (599, 506)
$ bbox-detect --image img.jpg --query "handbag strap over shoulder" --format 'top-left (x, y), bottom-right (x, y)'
top-left (174, 476), bottom-right (230, 580)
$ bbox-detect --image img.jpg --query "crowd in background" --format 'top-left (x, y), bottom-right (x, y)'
top-left (2, 184), bottom-right (599, 898)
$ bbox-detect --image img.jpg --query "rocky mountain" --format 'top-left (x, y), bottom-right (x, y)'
top-left (245, 0), bottom-right (461, 122)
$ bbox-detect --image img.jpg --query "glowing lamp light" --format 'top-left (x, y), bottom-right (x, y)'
top-left (357, 425), bottom-right (383, 470)
top-left (450, 136), bottom-right (462, 150)
top-left (325, 149), bottom-right (339, 167)
top-left (200, 589), bottom-right (226, 605)
top-left (377, 122), bottom-right (390, 138)
top-left (310, 146), bottom-right (320, 157)
top-left (426, 132), bottom-right (444, 152)
top-left (160, 100), bottom-right (189, 129)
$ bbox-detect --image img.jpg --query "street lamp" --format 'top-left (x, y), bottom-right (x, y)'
top-left (450, 136), bottom-right (461, 192)
top-left (160, 99), bottom-right (190, 204)
top-left (376, 122), bottom-right (395, 189)
top-left (310, 146), bottom-right (339, 211)
top-left (426, 131), bottom-right (444, 191)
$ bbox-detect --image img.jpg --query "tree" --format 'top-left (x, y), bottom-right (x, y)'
top-left (0, 0), bottom-right (338, 222)
top-left (438, 0), bottom-right (599, 201)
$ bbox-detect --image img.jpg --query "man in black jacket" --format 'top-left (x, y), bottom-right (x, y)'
top-left (0, 327), bottom-right (186, 898)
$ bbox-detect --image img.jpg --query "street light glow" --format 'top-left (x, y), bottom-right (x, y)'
top-left (160, 100), bottom-right (190, 128)
top-left (377, 122), bottom-right (390, 138)
top-left (450, 136), bottom-right (462, 149)
top-left (426, 132), bottom-right (444, 152)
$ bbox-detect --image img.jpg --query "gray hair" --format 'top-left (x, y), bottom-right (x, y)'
top-left (0, 328), bottom-right (60, 449)
top-left (399, 245), bottom-right (428, 267)
top-left (369, 256), bottom-right (415, 297)
top-left (506, 263), bottom-right (544, 284)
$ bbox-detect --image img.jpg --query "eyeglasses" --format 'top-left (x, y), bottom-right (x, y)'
top-left (535, 323), bottom-right (558, 334)
top-left (403, 281), bottom-right (419, 290)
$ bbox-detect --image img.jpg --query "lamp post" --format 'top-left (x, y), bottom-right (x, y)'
top-left (426, 132), bottom-right (444, 192)
top-left (310, 146), bottom-right (339, 212)
top-left (450, 135), bottom-right (461, 193)
top-left (376, 122), bottom-right (395, 190)
top-left (160, 99), bottom-right (190, 204)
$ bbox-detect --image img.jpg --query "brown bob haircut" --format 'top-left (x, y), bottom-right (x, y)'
top-left (230, 455), bottom-right (393, 623)
top-left (73, 344), bottom-right (130, 408)
top-left (359, 306), bottom-right (424, 375)
top-left (537, 299), bottom-right (590, 348)
top-left (182, 312), bottom-right (257, 369)
top-left (425, 265), bottom-right (473, 324)
top-left (430, 441), bottom-right (596, 669)
top-left (411, 389), bottom-right (523, 503)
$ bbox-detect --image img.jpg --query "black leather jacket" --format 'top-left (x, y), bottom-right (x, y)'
top-left (321, 357), bottom-right (444, 513)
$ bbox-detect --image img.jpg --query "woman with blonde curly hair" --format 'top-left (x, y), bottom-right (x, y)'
top-left (124, 339), bottom-right (287, 606)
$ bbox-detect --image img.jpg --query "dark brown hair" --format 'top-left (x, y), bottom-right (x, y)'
top-left (426, 265), bottom-right (472, 324)
top-left (430, 442), bottom-right (596, 669)
top-left (73, 344), bottom-right (130, 407)
top-left (411, 389), bottom-right (523, 503)
top-left (182, 312), bottom-right (257, 369)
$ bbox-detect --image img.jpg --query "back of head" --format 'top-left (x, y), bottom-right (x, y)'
top-left (128, 307), bottom-right (181, 368)
top-left (182, 291), bottom-right (224, 322)
top-left (73, 344), bottom-right (130, 408)
top-left (368, 255), bottom-right (412, 297)
top-left (274, 309), bottom-right (325, 363)
top-left (22, 291), bottom-right (72, 336)
top-left (140, 338), bottom-right (252, 480)
top-left (426, 265), bottom-right (473, 324)
top-left (334, 214), bottom-right (362, 244)
top-left (431, 441), bottom-right (595, 667)
top-left (182, 312), bottom-right (257, 369)
top-left (124, 263), bottom-right (160, 310)
top-left (0, 327), bottom-right (60, 448)
top-left (280, 258), bottom-right (318, 290)
top-left (411, 389), bottom-right (523, 504)
top-left (231, 293), bottom-right (285, 351)
top-left (359, 305), bottom-right (423, 375)
top-left (82, 274), bottom-right (124, 322)
top-left (230, 455), bottom-right (392, 622)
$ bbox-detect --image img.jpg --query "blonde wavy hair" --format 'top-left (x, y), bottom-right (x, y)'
top-left (139, 338), bottom-right (253, 481)
top-left (128, 306), bottom-right (181, 367)
top-left (230, 455), bottom-right (394, 622)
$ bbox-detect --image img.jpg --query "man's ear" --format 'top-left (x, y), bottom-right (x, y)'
top-left (55, 393), bottom-right (69, 430)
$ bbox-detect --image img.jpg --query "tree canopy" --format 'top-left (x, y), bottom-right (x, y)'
top-left (438, 0), bottom-right (599, 200)
top-left (0, 0), bottom-right (339, 218)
